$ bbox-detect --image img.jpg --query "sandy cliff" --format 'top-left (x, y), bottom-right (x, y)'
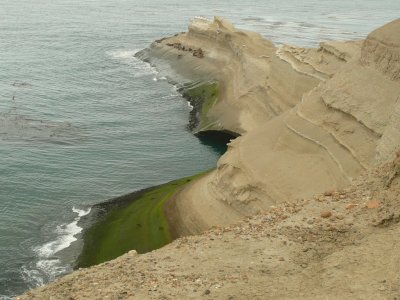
top-left (19, 18), bottom-right (400, 299)
top-left (146, 17), bottom-right (400, 235)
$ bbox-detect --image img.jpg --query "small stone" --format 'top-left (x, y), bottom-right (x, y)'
top-left (366, 200), bottom-right (380, 209)
top-left (346, 203), bottom-right (357, 210)
top-left (320, 210), bottom-right (332, 218)
top-left (279, 257), bottom-right (285, 261)
top-left (324, 190), bottom-right (334, 196)
top-left (345, 219), bottom-right (353, 226)
top-left (307, 219), bottom-right (314, 224)
top-left (128, 250), bottom-right (138, 256)
top-left (204, 289), bottom-right (211, 295)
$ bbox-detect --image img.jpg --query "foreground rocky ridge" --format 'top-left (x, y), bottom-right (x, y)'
top-left (18, 153), bottom-right (400, 299)
top-left (19, 18), bottom-right (400, 299)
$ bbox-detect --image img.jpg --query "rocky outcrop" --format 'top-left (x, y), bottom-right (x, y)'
top-left (138, 16), bottom-right (324, 134)
top-left (18, 153), bottom-right (400, 299)
top-left (361, 19), bottom-right (400, 162)
top-left (19, 17), bottom-right (400, 300)
top-left (361, 19), bottom-right (400, 81)
top-left (138, 17), bottom-right (400, 233)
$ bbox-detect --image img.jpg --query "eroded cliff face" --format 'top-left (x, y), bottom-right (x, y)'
top-left (19, 18), bottom-right (400, 300)
top-left (138, 17), bottom-right (324, 134)
top-left (141, 17), bottom-right (400, 234)
top-left (361, 18), bottom-right (400, 81)
top-left (361, 19), bottom-right (400, 163)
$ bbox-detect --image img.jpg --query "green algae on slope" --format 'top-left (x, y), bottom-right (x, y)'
top-left (180, 81), bottom-right (219, 132)
top-left (76, 171), bottom-right (208, 268)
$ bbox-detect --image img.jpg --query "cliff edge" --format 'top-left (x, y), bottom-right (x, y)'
top-left (18, 18), bottom-right (400, 300)
top-left (156, 17), bottom-right (400, 235)
top-left (18, 151), bottom-right (400, 299)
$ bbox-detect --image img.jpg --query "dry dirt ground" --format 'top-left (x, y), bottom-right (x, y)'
top-left (18, 157), bottom-right (400, 300)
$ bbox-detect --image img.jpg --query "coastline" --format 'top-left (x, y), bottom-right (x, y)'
top-left (76, 171), bottom-right (211, 268)
top-left (17, 17), bottom-right (400, 299)
top-left (74, 70), bottom-right (237, 268)
top-left (140, 16), bottom-right (400, 232)
top-left (17, 156), bottom-right (400, 299)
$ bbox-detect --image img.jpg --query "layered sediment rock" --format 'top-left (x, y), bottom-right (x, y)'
top-left (19, 18), bottom-right (400, 300)
top-left (361, 19), bottom-right (400, 81)
top-left (138, 17), bottom-right (321, 134)
top-left (142, 17), bottom-right (400, 234)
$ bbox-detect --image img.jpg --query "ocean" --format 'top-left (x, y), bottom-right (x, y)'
top-left (1, 0), bottom-right (399, 298)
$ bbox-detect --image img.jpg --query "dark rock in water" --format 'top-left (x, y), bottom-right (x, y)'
top-left (12, 81), bottom-right (32, 88)
top-left (154, 37), bottom-right (167, 43)
top-left (134, 49), bottom-right (151, 63)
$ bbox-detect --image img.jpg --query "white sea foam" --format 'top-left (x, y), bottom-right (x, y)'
top-left (106, 49), bottom-right (158, 78)
top-left (107, 49), bottom-right (139, 60)
top-left (72, 206), bottom-right (91, 217)
top-left (34, 207), bottom-right (91, 258)
top-left (20, 266), bottom-right (44, 287)
top-left (20, 260), bottom-right (70, 291)
top-left (21, 207), bottom-right (91, 289)
top-left (161, 94), bottom-right (177, 99)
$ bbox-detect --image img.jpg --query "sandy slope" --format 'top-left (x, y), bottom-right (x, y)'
top-left (17, 154), bottom-right (400, 299)
top-left (18, 18), bottom-right (400, 299)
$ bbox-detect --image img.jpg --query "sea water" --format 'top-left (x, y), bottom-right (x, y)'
top-left (1, 0), bottom-right (399, 298)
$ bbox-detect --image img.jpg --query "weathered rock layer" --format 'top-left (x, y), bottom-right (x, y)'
top-left (151, 17), bottom-right (400, 234)
top-left (19, 17), bottom-right (400, 300)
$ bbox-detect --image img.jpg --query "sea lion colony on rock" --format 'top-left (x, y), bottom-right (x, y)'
top-left (164, 42), bottom-right (204, 58)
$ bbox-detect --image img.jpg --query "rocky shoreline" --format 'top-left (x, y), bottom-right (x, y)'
top-left (75, 172), bottom-right (210, 269)
top-left (17, 156), bottom-right (400, 299)
top-left (18, 17), bottom-right (400, 299)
